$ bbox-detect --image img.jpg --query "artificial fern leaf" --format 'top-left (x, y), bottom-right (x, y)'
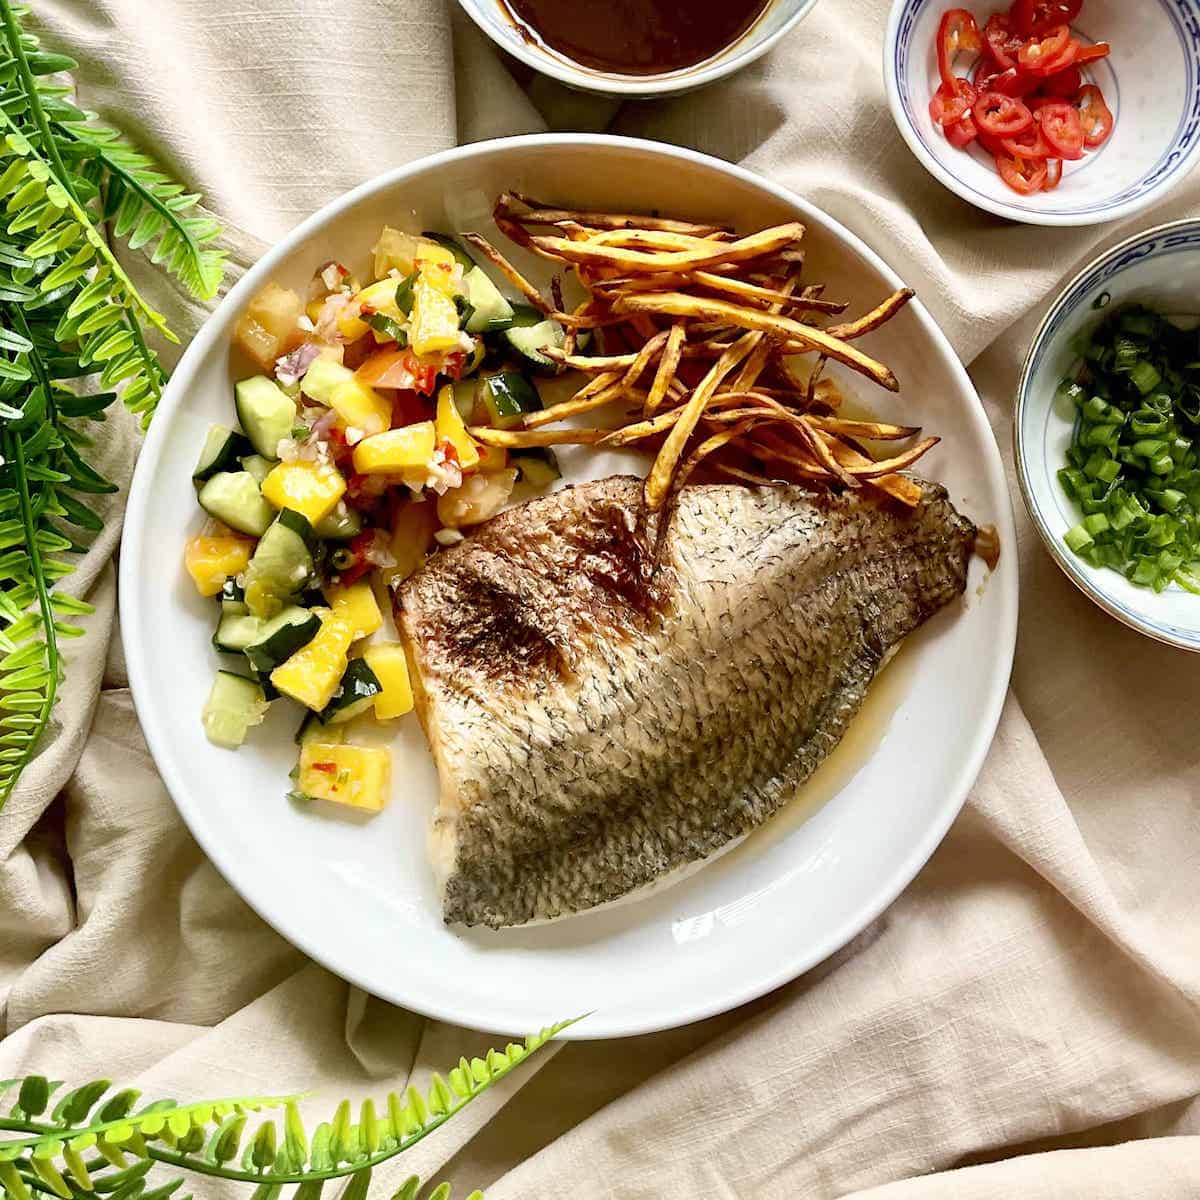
top-left (63, 127), bottom-right (227, 300)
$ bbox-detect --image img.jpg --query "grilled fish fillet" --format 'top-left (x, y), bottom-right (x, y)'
top-left (397, 476), bottom-right (975, 928)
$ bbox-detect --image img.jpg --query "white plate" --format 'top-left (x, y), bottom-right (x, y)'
top-left (121, 135), bottom-right (1018, 1038)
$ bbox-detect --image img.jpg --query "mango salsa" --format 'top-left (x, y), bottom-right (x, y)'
top-left (409, 267), bottom-right (461, 357)
top-left (435, 384), bottom-right (480, 470)
top-left (327, 580), bottom-right (382, 639)
top-left (261, 461), bottom-right (347, 526)
top-left (381, 500), bottom-right (438, 588)
top-left (330, 376), bottom-right (391, 438)
top-left (184, 533), bottom-right (254, 597)
top-left (270, 610), bottom-right (355, 711)
top-left (371, 228), bottom-right (455, 281)
top-left (362, 644), bottom-right (414, 720)
top-left (352, 422), bottom-right (436, 475)
top-left (297, 743), bottom-right (391, 812)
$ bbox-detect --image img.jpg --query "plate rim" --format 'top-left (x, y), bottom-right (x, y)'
top-left (120, 133), bottom-right (1019, 1038)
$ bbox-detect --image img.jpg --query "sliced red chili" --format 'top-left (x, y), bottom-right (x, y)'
top-left (1074, 84), bottom-right (1114, 148)
top-left (1042, 158), bottom-right (1063, 190)
top-left (973, 91), bottom-right (1034, 137)
top-left (937, 9), bottom-right (983, 87)
top-left (1009, 0), bottom-right (1082, 36)
top-left (1074, 42), bottom-right (1111, 65)
top-left (945, 113), bottom-right (979, 149)
top-left (930, 78), bottom-right (977, 126)
top-left (311, 762), bottom-right (338, 774)
top-left (1018, 25), bottom-right (1074, 75)
top-left (995, 152), bottom-right (1049, 194)
top-left (1037, 100), bottom-right (1085, 160)
top-left (399, 350), bottom-right (439, 396)
top-left (1040, 64), bottom-right (1083, 97)
top-left (983, 13), bottom-right (1024, 69)
top-left (976, 128), bottom-right (1008, 157)
top-left (993, 67), bottom-right (1040, 97)
top-left (1001, 123), bottom-right (1053, 159)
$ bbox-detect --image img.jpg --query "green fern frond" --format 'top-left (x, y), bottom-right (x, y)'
top-left (0, 1020), bottom-right (578, 1198)
top-left (0, 0), bottom-right (226, 809)
top-left (63, 130), bottom-right (226, 301)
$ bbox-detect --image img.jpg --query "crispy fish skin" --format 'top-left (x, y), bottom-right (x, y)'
top-left (397, 476), bottom-right (975, 928)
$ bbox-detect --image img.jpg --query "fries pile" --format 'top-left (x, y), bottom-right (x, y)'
top-left (466, 191), bottom-right (936, 511)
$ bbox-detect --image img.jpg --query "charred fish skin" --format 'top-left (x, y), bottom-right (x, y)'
top-left (398, 476), bottom-right (975, 929)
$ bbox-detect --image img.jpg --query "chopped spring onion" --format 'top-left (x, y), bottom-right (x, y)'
top-left (1057, 305), bottom-right (1200, 592)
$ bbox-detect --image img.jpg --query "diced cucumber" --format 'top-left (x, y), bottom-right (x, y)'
top-left (463, 266), bottom-right (515, 334)
top-left (319, 658), bottom-right (383, 725)
top-left (300, 357), bottom-right (353, 406)
top-left (212, 612), bottom-right (263, 653)
top-left (420, 232), bottom-right (476, 272)
top-left (452, 379), bottom-right (479, 424)
top-left (314, 500), bottom-right (363, 541)
top-left (479, 372), bottom-right (542, 428)
top-left (235, 376), bottom-right (296, 460)
top-left (503, 320), bottom-right (565, 375)
top-left (295, 710), bottom-right (347, 746)
top-left (508, 304), bottom-right (544, 328)
top-left (219, 577), bottom-right (248, 616)
top-left (243, 509), bottom-right (316, 617)
top-left (193, 425), bottom-right (251, 483)
top-left (511, 447), bottom-right (561, 487)
top-left (202, 670), bottom-right (269, 749)
top-left (243, 605), bottom-right (321, 673)
top-left (197, 470), bottom-right (276, 537)
top-left (240, 453), bottom-right (273, 484)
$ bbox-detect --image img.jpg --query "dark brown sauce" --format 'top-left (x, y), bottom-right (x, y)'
top-left (503, 0), bottom-right (772, 76)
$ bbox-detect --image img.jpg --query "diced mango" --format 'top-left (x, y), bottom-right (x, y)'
top-left (270, 610), bottom-right (355, 711)
top-left (327, 580), bottom-right (382, 639)
top-left (416, 246), bottom-right (458, 289)
top-left (435, 384), bottom-right (480, 471)
top-left (362, 644), bottom-right (414, 720)
top-left (330, 376), bottom-right (391, 437)
top-left (355, 277), bottom-right (405, 320)
top-left (352, 422), bottom-right (437, 475)
top-left (336, 308), bottom-right (370, 343)
top-left (372, 227), bottom-right (422, 279)
top-left (409, 270), bottom-right (461, 356)
top-left (297, 743), bottom-right (391, 812)
top-left (234, 283), bottom-right (304, 370)
top-left (184, 533), bottom-right (254, 597)
top-left (381, 500), bottom-right (438, 587)
top-left (260, 460), bottom-right (347, 526)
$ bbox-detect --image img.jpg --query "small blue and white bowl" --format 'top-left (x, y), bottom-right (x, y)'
top-left (884, 0), bottom-right (1200, 226)
top-left (1016, 219), bottom-right (1200, 650)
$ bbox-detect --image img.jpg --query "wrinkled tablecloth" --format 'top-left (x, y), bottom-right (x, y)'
top-left (3, 1), bottom-right (1200, 1196)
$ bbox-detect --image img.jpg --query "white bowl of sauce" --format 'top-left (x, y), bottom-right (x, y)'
top-left (456, 0), bottom-right (821, 96)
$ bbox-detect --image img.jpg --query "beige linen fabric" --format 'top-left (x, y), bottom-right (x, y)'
top-left (3, 1), bottom-right (1199, 1196)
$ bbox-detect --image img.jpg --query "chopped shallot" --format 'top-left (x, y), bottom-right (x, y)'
top-left (275, 341), bottom-right (322, 386)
